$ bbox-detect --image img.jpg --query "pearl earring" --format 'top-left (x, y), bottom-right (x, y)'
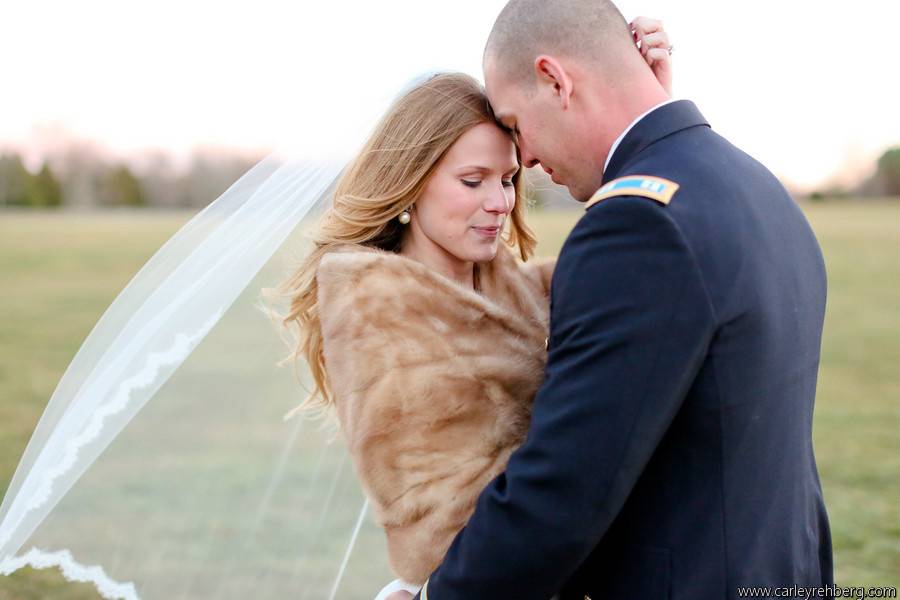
top-left (398, 208), bottom-right (411, 225)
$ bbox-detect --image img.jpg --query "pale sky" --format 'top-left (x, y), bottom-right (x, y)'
top-left (2, 0), bottom-right (898, 191)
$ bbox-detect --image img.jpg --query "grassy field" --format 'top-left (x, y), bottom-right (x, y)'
top-left (0, 202), bottom-right (898, 598)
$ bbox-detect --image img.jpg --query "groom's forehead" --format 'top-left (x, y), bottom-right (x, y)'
top-left (484, 59), bottom-right (514, 101)
top-left (491, 98), bottom-right (523, 127)
top-left (485, 85), bottom-right (514, 123)
top-left (485, 66), bottom-right (528, 125)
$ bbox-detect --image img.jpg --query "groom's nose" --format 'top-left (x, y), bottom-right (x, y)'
top-left (518, 139), bottom-right (540, 169)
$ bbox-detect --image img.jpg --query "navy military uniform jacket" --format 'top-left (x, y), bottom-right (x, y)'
top-left (413, 100), bottom-right (833, 600)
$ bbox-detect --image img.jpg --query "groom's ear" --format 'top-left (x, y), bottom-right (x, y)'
top-left (533, 55), bottom-right (573, 110)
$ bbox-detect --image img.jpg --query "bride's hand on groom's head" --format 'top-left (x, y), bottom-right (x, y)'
top-left (631, 16), bottom-right (673, 96)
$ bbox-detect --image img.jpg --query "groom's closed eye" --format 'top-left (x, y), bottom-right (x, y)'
top-left (506, 124), bottom-right (520, 144)
top-left (497, 116), bottom-right (518, 139)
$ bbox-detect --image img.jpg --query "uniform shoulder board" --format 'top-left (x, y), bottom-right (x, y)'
top-left (585, 175), bottom-right (680, 210)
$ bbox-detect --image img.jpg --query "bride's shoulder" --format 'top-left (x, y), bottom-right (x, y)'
top-left (319, 242), bottom-right (382, 262)
top-left (315, 245), bottom-right (443, 316)
top-left (316, 244), bottom-right (420, 283)
top-left (318, 243), bottom-right (375, 269)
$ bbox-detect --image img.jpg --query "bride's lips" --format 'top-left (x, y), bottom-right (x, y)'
top-left (472, 225), bottom-right (501, 238)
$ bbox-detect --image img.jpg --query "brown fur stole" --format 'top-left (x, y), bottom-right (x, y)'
top-left (316, 244), bottom-right (553, 584)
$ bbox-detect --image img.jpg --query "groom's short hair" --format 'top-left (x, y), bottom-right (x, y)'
top-left (484, 0), bottom-right (635, 85)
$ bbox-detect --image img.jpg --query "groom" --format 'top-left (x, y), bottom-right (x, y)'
top-left (392, 1), bottom-right (833, 598)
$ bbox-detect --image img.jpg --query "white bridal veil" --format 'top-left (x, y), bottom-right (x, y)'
top-left (0, 75), bottom-right (442, 599)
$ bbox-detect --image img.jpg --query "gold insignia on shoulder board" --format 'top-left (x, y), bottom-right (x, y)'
top-left (585, 175), bottom-right (680, 210)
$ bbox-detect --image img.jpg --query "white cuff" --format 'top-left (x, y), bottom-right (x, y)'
top-left (374, 578), bottom-right (422, 600)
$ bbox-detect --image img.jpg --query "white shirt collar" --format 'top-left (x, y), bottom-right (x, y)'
top-left (603, 98), bottom-right (680, 175)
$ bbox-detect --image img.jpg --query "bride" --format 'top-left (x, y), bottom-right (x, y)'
top-left (274, 17), bottom-right (674, 597)
top-left (278, 71), bottom-right (553, 588)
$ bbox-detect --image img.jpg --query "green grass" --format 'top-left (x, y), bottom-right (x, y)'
top-left (0, 202), bottom-right (898, 597)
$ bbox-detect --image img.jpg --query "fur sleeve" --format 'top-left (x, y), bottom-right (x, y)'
top-left (522, 256), bottom-right (556, 297)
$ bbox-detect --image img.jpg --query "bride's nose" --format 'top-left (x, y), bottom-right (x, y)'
top-left (483, 182), bottom-right (511, 214)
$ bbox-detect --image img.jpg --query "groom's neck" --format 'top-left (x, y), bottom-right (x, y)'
top-left (588, 76), bottom-right (670, 171)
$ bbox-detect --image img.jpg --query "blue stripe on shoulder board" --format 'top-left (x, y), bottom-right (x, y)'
top-left (585, 176), bottom-right (680, 210)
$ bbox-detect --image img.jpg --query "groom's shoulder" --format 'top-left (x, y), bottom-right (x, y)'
top-left (564, 174), bottom-right (690, 260)
top-left (584, 175), bottom-right (681, 211)
top-left (562, 169), bottom-right (706, 263)
top-left (576, 174), bottom-right (685, 238)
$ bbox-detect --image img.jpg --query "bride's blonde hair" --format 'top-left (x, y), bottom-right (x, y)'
top-left (273, 72), bottom-right (536, 414)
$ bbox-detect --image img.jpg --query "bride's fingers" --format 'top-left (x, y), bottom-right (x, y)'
top-left (631, 16), bottom-right (663, 34)
top-left (630, 15), bottom-right (673, 95)
top-left (630, 16), bottom-right (664, 44)
top-left (645, 47), bottom-right (672, 67)
top-left (638, 31), bottom-right (671, 56)
top-left (646, 47), bottom-right (672, 95)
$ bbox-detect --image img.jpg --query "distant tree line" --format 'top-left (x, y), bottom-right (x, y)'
top-left (525, 145), bottom-right (900, 208)
top-left (0, 155), bottom-right (64, 207)
top-left (0, 144), bottom-right (261, 209)
top-left (809, 146), bottom-right (900, 201)
top-left (0, 142), bottom-right (898, 209)
top-left (874, 147), bottom-right (900, 195)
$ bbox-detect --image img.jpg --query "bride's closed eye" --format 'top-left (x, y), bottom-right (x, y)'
top-left (461, 179), bottom-right (515, 188)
